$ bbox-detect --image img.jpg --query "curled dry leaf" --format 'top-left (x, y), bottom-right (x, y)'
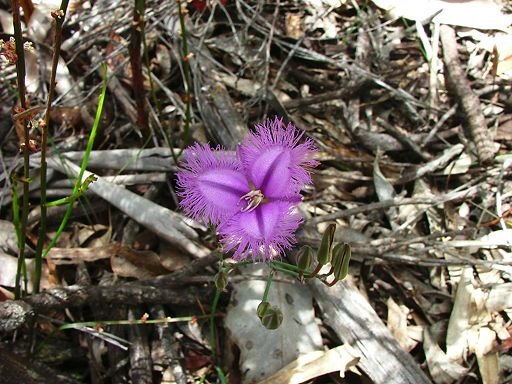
top-left (387, 297), bottom-right (421, 352)
top-left (259, 344), bottom-right (360, 384)
top-left (372, 0), bottom-right (512, 30)
top-left (424, 327), bottom-right (469, 384)
top-left (111, 247), bottom-right (169, 280)
top-left (47, 244), bottom-right (119, 264)
top-left (446, 267), bottom-right (503, 384)
top-left (474, 327), bottom-right (500, 384)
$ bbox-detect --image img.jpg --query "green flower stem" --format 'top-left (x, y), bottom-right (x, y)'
top-left (209, 286), bottom-right (222, 360)
top-left (267, 263), bottom-right (297, 279)
top-left (261, 268), bottom-right (275, 304)
top-left (12, 0), bottom-right (30, 299)
top-left (270, 260), bottom-right (313, 279)
top-left (209, 254), bottom-right (225, 361)
top-left (214, 366), bottom-right (228, 384)
top-left (45, 196), bottom-right (73, 207)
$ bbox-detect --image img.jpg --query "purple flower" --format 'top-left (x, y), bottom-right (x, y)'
top-left (176, 117), bottom-right (318, 260)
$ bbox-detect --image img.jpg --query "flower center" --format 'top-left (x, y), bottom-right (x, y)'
top-left (239, 189), bottom-right (264, 213)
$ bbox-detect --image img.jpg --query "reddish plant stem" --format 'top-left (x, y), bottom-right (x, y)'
top-left (129, 3), bottom-right (147, 133)
top-left (33, 0), bottom-right (70, 294)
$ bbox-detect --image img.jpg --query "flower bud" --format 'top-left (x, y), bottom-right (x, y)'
top-left (296, 245), bottom-right (314, 271)
top-left (256, 301), bottom-right (271, 319)
top-left (214, 271), bottom-right (228, 291)
top-left (316, 223), bottom-right (336, 265)
top-left (331, 242), bottom-right (351, 282)
top-left (260, 306), bottom-right (283, 330)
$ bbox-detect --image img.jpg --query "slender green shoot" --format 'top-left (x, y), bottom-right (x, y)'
top-left (10, 174), bottom-right (28, 293)
top-left (215, 366), bottom-right (228, 384)
top-left (12, 0), bottom-right (31, 299)
top-left (209, 254), bottom-right (225, 361)
top-left (41, 64), bottom-right (108, 258)
top-left (261, 268), bottom-right (275, 303)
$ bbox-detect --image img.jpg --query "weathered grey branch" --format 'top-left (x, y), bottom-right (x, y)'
top-left (0, 253), bottom-right (219, 332)
top-left (309, 278), bottom-right (432, 384)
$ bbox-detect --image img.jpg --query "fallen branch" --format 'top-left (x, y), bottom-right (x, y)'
top-left (0, 253), bottom-right (218, 332)
top-left (309, 278), bottom-right (432, 384)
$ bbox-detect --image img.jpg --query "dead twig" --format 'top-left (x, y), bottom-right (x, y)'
top-left (395, 143), bottom-right (464, 185)
top-left (128, 308), bottom-right (152, 383)
top-left (377, 117), bottom-right (432, 161)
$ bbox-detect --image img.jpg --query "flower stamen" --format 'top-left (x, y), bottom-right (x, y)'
top-left (239, 189), bottom-right (264, 212)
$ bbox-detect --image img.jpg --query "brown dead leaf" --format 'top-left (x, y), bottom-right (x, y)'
top-left (302, 0), bottom-right (342, 39)
top-left (0, 9), bottom-right (13, 34)
top-left (75, 223), bottom-right (112, 248)
top-left (0, 220), bottom-right (19, 255)
top-left (387, 297), bottom-right (420, 352)
top-left (111, 246), bottom-right (169, 280)
top-left (447, 268), bottom-right (485, 361)
top-left (497, 115), bottom-right (512, 141)
top-left (159, 241), bottom-right (190, 272)
top-left (461, 30), bottom-right (512, 78)
top-left (445, 266), bottom-right (505, 384)
top-left (47, 243), bottom-right (121, 265)
top-left (49, 107), bottom-right (83, 132)
top-left (0, 286), bottom-right (14, 301)
top-left (486, 283), bottom-right (512, 313)
top-left (285, 13), bottom-right (304, 39)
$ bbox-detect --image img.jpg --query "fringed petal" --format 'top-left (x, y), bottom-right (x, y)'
top-left (219, 200), bottom-right (303, 261)
top-left (176, 143), bottom-right (248, 224)
top-left (238, 116), bottom-right (319, 198)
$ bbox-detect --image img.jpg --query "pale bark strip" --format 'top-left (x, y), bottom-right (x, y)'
top-left (45, 157), bottom-right (208, 258)
top-left (440, 25), bottom-right (496, 165)
top-left (309, 278), bottom-right (433, 384)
